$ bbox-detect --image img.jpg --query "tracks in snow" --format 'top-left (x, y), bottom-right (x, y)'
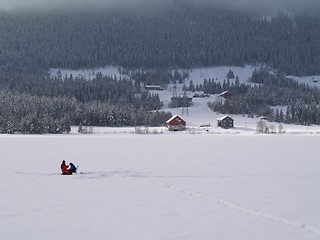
top-left (128, 175), bottom-right (320, 237)
top-left (14, 170), bottom-right (320, 236)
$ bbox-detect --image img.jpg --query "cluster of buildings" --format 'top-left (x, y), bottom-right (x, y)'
top-left (165, 115), bottom-right (234, 131)
top-left (146, 84), bottom-right (235, 131)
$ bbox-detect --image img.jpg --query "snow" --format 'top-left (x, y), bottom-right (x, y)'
top-left (288, 75), bottom-right (320, 88)
top-left (49, 64), bottom-right (320, 89)
top-left (186, 65), bottom-right (255, 84)
top-left (49, 66), bottom-right (128, 80)
top-left (2, 65), bottom-right (320, 240)
top-left (1, 134), bottom-right (320, 240)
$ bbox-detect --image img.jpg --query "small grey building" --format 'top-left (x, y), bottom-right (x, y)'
top-left (217, 115), bottom-right (234, 129)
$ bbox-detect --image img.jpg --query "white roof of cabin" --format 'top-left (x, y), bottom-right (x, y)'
top-left (217, 115), bottom-right (233, 121)
top-left (166, 115), bottom-right (184, 123)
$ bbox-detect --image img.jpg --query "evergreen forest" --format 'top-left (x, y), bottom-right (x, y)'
top-left (0, 1), bottom-right (320, 133)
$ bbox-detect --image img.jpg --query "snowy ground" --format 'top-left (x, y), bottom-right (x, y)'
top-left (1, 134), bottom-right (320, 240)
top-left (2, 65), bottom-right (320, 240)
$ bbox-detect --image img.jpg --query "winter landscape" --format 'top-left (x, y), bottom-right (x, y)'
top-left (1, 65), bottom-right (320, 240)
top-left (2, 1), bottom-right (320, 239)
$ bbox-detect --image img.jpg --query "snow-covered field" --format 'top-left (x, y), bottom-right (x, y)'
top-left (49, 66), bottom-right (128, 80)
top-left (1, 134), bottom-right (320, 240)
top-left (2, 65), bottom-right (320, 240)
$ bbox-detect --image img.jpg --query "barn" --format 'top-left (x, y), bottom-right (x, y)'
top-left (218, 90), bottom-right (232, 98)
top-left (165, 115), bottom-right (186, 131)
top-left (217, 115), bottom-right (234, 129)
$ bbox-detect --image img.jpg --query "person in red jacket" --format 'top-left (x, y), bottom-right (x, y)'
top-left (61, 160), bottom-right (71, 175)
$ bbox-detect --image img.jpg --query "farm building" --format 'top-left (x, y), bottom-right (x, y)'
top-left (217, 115), bottom-right (234, 129)
top-left (218, 90), bottom-right (232, 98)
top-left (144, 85), bottom-right (164, 91)
top-left (165, 115), bottom-right (186, 131)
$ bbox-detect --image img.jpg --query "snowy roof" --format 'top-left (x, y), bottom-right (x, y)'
top-left (218, 91), bottom-right (232, 98)
top-left (166, 115), bottom-right (185, 123)
top-left (217, 115), bottom-right (233, 121)
top-left (258, 116), bottom-right (268, 120)
top-left (219, 90), bottom-right (232, 95)
top-left (145, 85), bottom-right (162, 88)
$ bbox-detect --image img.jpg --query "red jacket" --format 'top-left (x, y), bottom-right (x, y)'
top-left (61, 163), bottom-right (70, 174)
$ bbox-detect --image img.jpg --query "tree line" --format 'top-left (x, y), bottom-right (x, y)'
top-left (0, 90), bottom-right (172, 134)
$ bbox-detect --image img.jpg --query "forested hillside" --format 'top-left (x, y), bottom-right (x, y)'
top-left (0, 1), bottom-right (320, 133)
top-left (0, 2), bottom-right (320, 75)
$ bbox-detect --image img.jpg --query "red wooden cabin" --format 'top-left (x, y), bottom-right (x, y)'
top-left (165, 115), bottom-right (186, 131)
